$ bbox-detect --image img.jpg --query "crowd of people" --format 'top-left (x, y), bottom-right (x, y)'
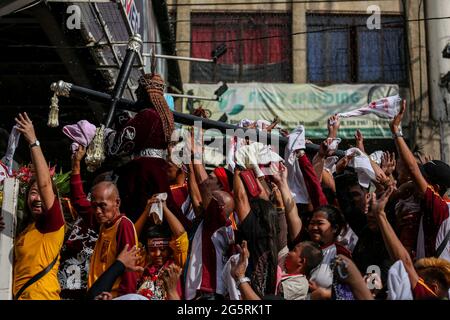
top-left (0, 72), bottom-right (450, 300)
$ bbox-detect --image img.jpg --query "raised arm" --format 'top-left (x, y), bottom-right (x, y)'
top-left (312, 140), bottom-right (328, 183)
top-left (372, 186), bottom-right (419, 288)
top-left (69, 145), bottom-right (97, 225)
top-left (298, 150), bottom-right (328, 209)
top-left (312, 116), bottom-right (340, 181)
top-left (334, 254), bottom-right (374, 300)
top-left (187, 163), bottom-right (203, 217)
top-left (230, 241), bottom-right (261, 300)
top-left (354, 129), bottom-right (366, 154)
top-left (134, 199), bottom-right (151, 238)
top-left (15, 113), bottom-right (54, 210)
top-left (191, 127), bottom-right (208, 185)
top-left (162, 199), bottom-right (185, 238)
top-left (390, 100), bottom-right (428, 194)
top-left (233, 168), bottom-right (251, 223)
top-left (272, 163), bottom-right (302, 243)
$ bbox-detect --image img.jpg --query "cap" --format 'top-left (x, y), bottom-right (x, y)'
top-left (420, 160), bottom-right (450, 189)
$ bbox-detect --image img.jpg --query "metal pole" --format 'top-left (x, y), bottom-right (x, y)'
top-left (142, 53), bottom-right (214, 63)
top-left (168, 93), bottom-right (218, 101)
top-left (104, 34), bottom-right (142, 128)
top-left (50, 80), bottom-right (344, 156)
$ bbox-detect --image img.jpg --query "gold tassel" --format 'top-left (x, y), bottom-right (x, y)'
top-left (85, 125), bottom-right (105, 172)
top-left (47, 93), bottom-right (59, 127)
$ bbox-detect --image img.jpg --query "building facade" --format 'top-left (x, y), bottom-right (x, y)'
top-left (168, 0), bottom-right (447, 161)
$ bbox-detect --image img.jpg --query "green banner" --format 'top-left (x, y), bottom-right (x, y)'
top-left (183, 83), bottom-right (399, 139)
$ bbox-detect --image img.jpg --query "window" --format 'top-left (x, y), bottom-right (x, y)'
top-left (190, 12), bottom-right (292, 83)
top-left (306, 14), bottom-right (407, 84)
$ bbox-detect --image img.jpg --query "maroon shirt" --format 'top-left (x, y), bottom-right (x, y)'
top-left (35, 197), bottom-right (65, 233)
top-left (70, 173), bottom-right (137, 295)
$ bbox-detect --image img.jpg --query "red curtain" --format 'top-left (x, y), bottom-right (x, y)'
top-left (190, 13), bottom-right (291, 82)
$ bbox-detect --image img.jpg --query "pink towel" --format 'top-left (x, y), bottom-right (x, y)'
top-left (62, 120), bottom-right (96, 153)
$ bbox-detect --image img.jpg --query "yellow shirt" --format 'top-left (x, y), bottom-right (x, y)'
top-left (13, 223), bottom-right (65, 300)
top-left (88, 215), bottom-right (137, 297)
top-left (169, 231), bottom-right (189, 268)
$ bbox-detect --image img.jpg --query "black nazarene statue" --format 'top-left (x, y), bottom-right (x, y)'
top-left (105, 73), bottom-right (186, 226)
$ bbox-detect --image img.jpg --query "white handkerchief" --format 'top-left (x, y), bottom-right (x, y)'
top-left (387, 260), bottom-right (413, 300)
top-left (328, 138), bottom-right (341, 152)
top-left (4, 126), bottom-right (21, 175)
top-left (284, 126), bottom-right (309, 204)
top-left (346, 147), bottom-right (376, 188)
top-left (338, 95), bottom-right (401, 119)
top-left (286, 126), bottom-right (305, 165)
top-left (149, 193), bottom-right (168, 225)
top-left (235, 142), bottom-right (283, 177)
top-left (369, 150), bottom-right (384, 166)
top-left (324, 156), bottom-right (339, 174)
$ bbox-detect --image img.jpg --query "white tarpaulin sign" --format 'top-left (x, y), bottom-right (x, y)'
top-left (182, 83), bottom-right (400, 139)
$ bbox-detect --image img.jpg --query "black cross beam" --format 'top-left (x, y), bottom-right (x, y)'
top-left (50, 35), bottom-right (345, 157)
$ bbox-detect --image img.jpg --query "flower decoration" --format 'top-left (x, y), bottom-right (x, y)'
top-left (11, 163), bottom-right (71, 212)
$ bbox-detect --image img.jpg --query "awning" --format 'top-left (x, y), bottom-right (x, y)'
top-left (0, 0), bottom-right (40, 17)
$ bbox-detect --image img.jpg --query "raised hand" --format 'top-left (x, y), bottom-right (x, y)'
top-left (354, 129), bottom-right (365, 153)
top-left (72, 145), bottom-right (86, 163)
top-left (231, 240), bottom-right (250, 281)
top-left (390, 99), bottom-right (406, 134)
top-left (335, 152), bottom-right (356, 174)
top-left (381, 152), bottom-right (396, 176)
top-left (370, 186), bottom-right (395, 218)
top-left (318, 138), bottom-right (336, 158)
top-left (271, 162), bottom-right (287, 186)
top-left (161, 264), bottom-right (183, 296)
top-left (117, 244), bottom-right (145, 273)
top-left (327, 114), bottom-right (340, 138)
top-left (14, 112), bottom-right (37, 144)
top-left (270, 182), bottom-right (284, 208)
top-left (265, 117), bottom-right (280, 132)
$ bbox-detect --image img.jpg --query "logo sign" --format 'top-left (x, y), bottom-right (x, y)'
top-left (366, 5), bottom-right (381, 30)
top-left (120, 0), bottom-right (141, 33)
top-left (66, 5), bottom-right (81, 30)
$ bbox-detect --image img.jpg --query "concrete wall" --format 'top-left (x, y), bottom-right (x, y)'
top-left (167, 0), bottom-right (442, 159)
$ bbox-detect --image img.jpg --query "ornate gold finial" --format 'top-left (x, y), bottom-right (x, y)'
top-left (47, 92), bottom-right (59, 127)
top-left (85, 125), bottom-right (105, 172)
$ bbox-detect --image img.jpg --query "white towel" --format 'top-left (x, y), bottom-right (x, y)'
top-left (212, 225), bottom-right (235, 296)
top-left (222, 254), bottom-right (247, 300)
top-left (369, 150), bottom-right (384, 166)
top-left (284, 126), bottom-right (309, 204)
top-left (4, 126), bottom-right (21, 176)
top-left (387, 260), bottom-right (413, 300)
top-left (345, 148), bottom-right (376, 189)
top-left (328, 138), bottom-right (341, 152)
top-left (0, 161), bottom-right (9, 183)
top-left (149, 193), bottom-right (168, 225)
top-left (234, 142), bottom-right (283, 178)
top-left (185, 222), bottom-right (203, 300)
top-left (324, 156), bottom-right (339, 174)
top-left (285, 126), bottom-right (305, 166)
top-left (338, 95), bottom-right (401, 119)
top-left (226, 119), bottom-right (281, 173)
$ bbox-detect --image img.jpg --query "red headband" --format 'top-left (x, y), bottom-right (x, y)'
top-left (148, 238), bottom-right (170, 248)
top-left (214, 167), bottom-right (231, 194)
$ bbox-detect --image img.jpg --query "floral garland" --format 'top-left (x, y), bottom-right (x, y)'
top-left (137, 260), bottom-right (174, 300)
